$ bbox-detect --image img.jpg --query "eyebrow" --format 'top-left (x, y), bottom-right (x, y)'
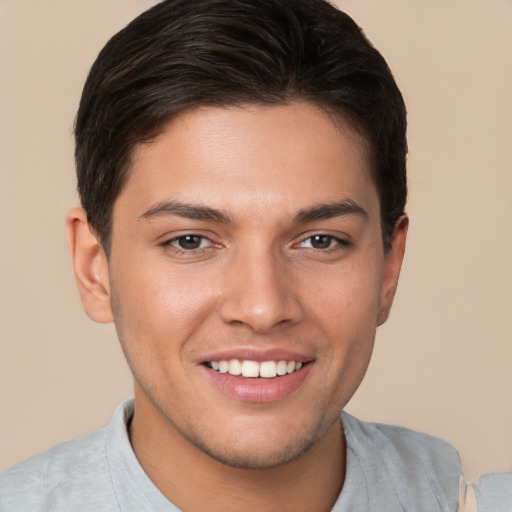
top-left (139, 201), bottom-right (231, 223)
top-left (293, 200), bottom-right (368, 224)
top-left (139, 198), bottom-right (368, 225)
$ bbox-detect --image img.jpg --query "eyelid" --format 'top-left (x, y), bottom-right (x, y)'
top-left (159, 231), bottom-right (223, 256)
top-left (159, 229), bottom-right (217, 244)
top-left (166, 234), bottom-right (212, 249)
top-left (293, 232), bottom-right (352, 249)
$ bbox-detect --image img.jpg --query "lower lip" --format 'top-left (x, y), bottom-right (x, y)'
top-left (201, 363), bottom-right (313, 403)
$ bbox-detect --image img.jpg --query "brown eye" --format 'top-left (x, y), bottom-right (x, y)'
top-left (170, 235), bottom-right (206, 250)
top-left (310, 235), bottom-right (333, 249)
top-left (177, 235), bottom-right (201, 249)
top-left (296, 234), bottom-right (349, 251)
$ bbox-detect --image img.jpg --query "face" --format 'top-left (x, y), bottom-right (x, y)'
top-left (81, 102), bottom-right (406, 469)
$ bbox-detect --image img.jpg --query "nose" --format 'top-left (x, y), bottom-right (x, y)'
top-left (219, 249), bottom-right (303, 333)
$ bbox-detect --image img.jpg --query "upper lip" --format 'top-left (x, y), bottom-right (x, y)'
top-left (199, 347), bottom-right (314, 364)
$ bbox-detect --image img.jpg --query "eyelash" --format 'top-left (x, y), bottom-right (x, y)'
top-left (161, 233), bottom-right (350, 255)
top-left (295, 234), bottom-right (350, 251)
top-left (162, 234), bottom-right (216, 254)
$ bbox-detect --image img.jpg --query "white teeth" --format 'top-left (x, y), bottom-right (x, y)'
top-left (276, 360), bottom-right (287, 376)
top-left (241, 360), bottom-right (260, 377)
top-left (259, 361), bottom-right (277, 378)
top-left (228, 359), bottom-right (242, 376)
top-left (208, 359), bottom-right (306, 378)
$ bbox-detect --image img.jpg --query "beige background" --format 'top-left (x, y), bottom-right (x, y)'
top-left (0, 0), bottom-right (510, 481)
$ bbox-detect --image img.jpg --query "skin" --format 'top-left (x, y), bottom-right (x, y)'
top-left (67, 102), bottom-right (407, 512)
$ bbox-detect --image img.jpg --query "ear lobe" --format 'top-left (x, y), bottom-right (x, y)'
top-left (66, 207), bottom-right (114, 324)
top-left (377, 215), bottom-right (408, 326)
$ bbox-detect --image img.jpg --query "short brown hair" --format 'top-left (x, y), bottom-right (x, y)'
top-left (75, 0), bottom-right (407, 254)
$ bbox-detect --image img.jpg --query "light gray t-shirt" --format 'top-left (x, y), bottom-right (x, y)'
top-left (0, 400), bottom-right (509, 511)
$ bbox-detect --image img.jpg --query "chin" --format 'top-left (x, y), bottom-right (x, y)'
top-left (192, 432), bottom-right (318, 470)
top-left (175, 409), bottom-right (341, 471)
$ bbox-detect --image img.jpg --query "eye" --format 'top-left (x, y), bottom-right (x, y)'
top-left (297, 234), bottom-right (347, 250)
top-left (166, 235), bottom-right (211, 251)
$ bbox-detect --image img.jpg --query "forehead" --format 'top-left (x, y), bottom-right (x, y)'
top-left (118, 102), bottom-right (378, 221)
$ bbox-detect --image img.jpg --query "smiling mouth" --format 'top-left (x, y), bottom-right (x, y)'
top-left (205, 359), bottom-right (307, 378)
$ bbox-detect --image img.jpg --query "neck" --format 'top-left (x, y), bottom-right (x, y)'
top-left (129, 392), bottom-right (346, 512)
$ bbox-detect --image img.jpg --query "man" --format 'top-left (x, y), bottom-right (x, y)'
top-left (0, 0), bottom-right (510, 510)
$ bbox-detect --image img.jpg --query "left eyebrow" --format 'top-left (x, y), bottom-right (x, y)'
top-left (293, 200), bottom-right (368, 224)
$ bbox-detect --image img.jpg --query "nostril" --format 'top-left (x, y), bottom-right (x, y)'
top-left (218, 268), bottom-right (303, 332)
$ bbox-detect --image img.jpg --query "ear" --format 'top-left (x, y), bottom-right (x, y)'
top-left (66, 207), bottom-right (114, 324)
top-left (377, 215), bottom-right (408, 326)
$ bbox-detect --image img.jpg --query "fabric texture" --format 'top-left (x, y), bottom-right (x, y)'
top-left (0, 399), bottom-right (509, 511)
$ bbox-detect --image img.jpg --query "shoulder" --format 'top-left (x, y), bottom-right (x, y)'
top-left (341, 411), bottom-right (461, 469)
top-left (341, 412), bottom-right (461, 510)
top-left (0, 427), bottom-right (118, 512)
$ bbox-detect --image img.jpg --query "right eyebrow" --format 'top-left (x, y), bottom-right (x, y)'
top-left (138, 200), bottom-right (232, 224)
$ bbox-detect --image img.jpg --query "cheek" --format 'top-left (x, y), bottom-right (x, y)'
top-left (109, 258), bottom-right (220, 354)
top-left (309, 258), bottom-right (382, 378)
top-left (309, 257), bottom-right (383, 328)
